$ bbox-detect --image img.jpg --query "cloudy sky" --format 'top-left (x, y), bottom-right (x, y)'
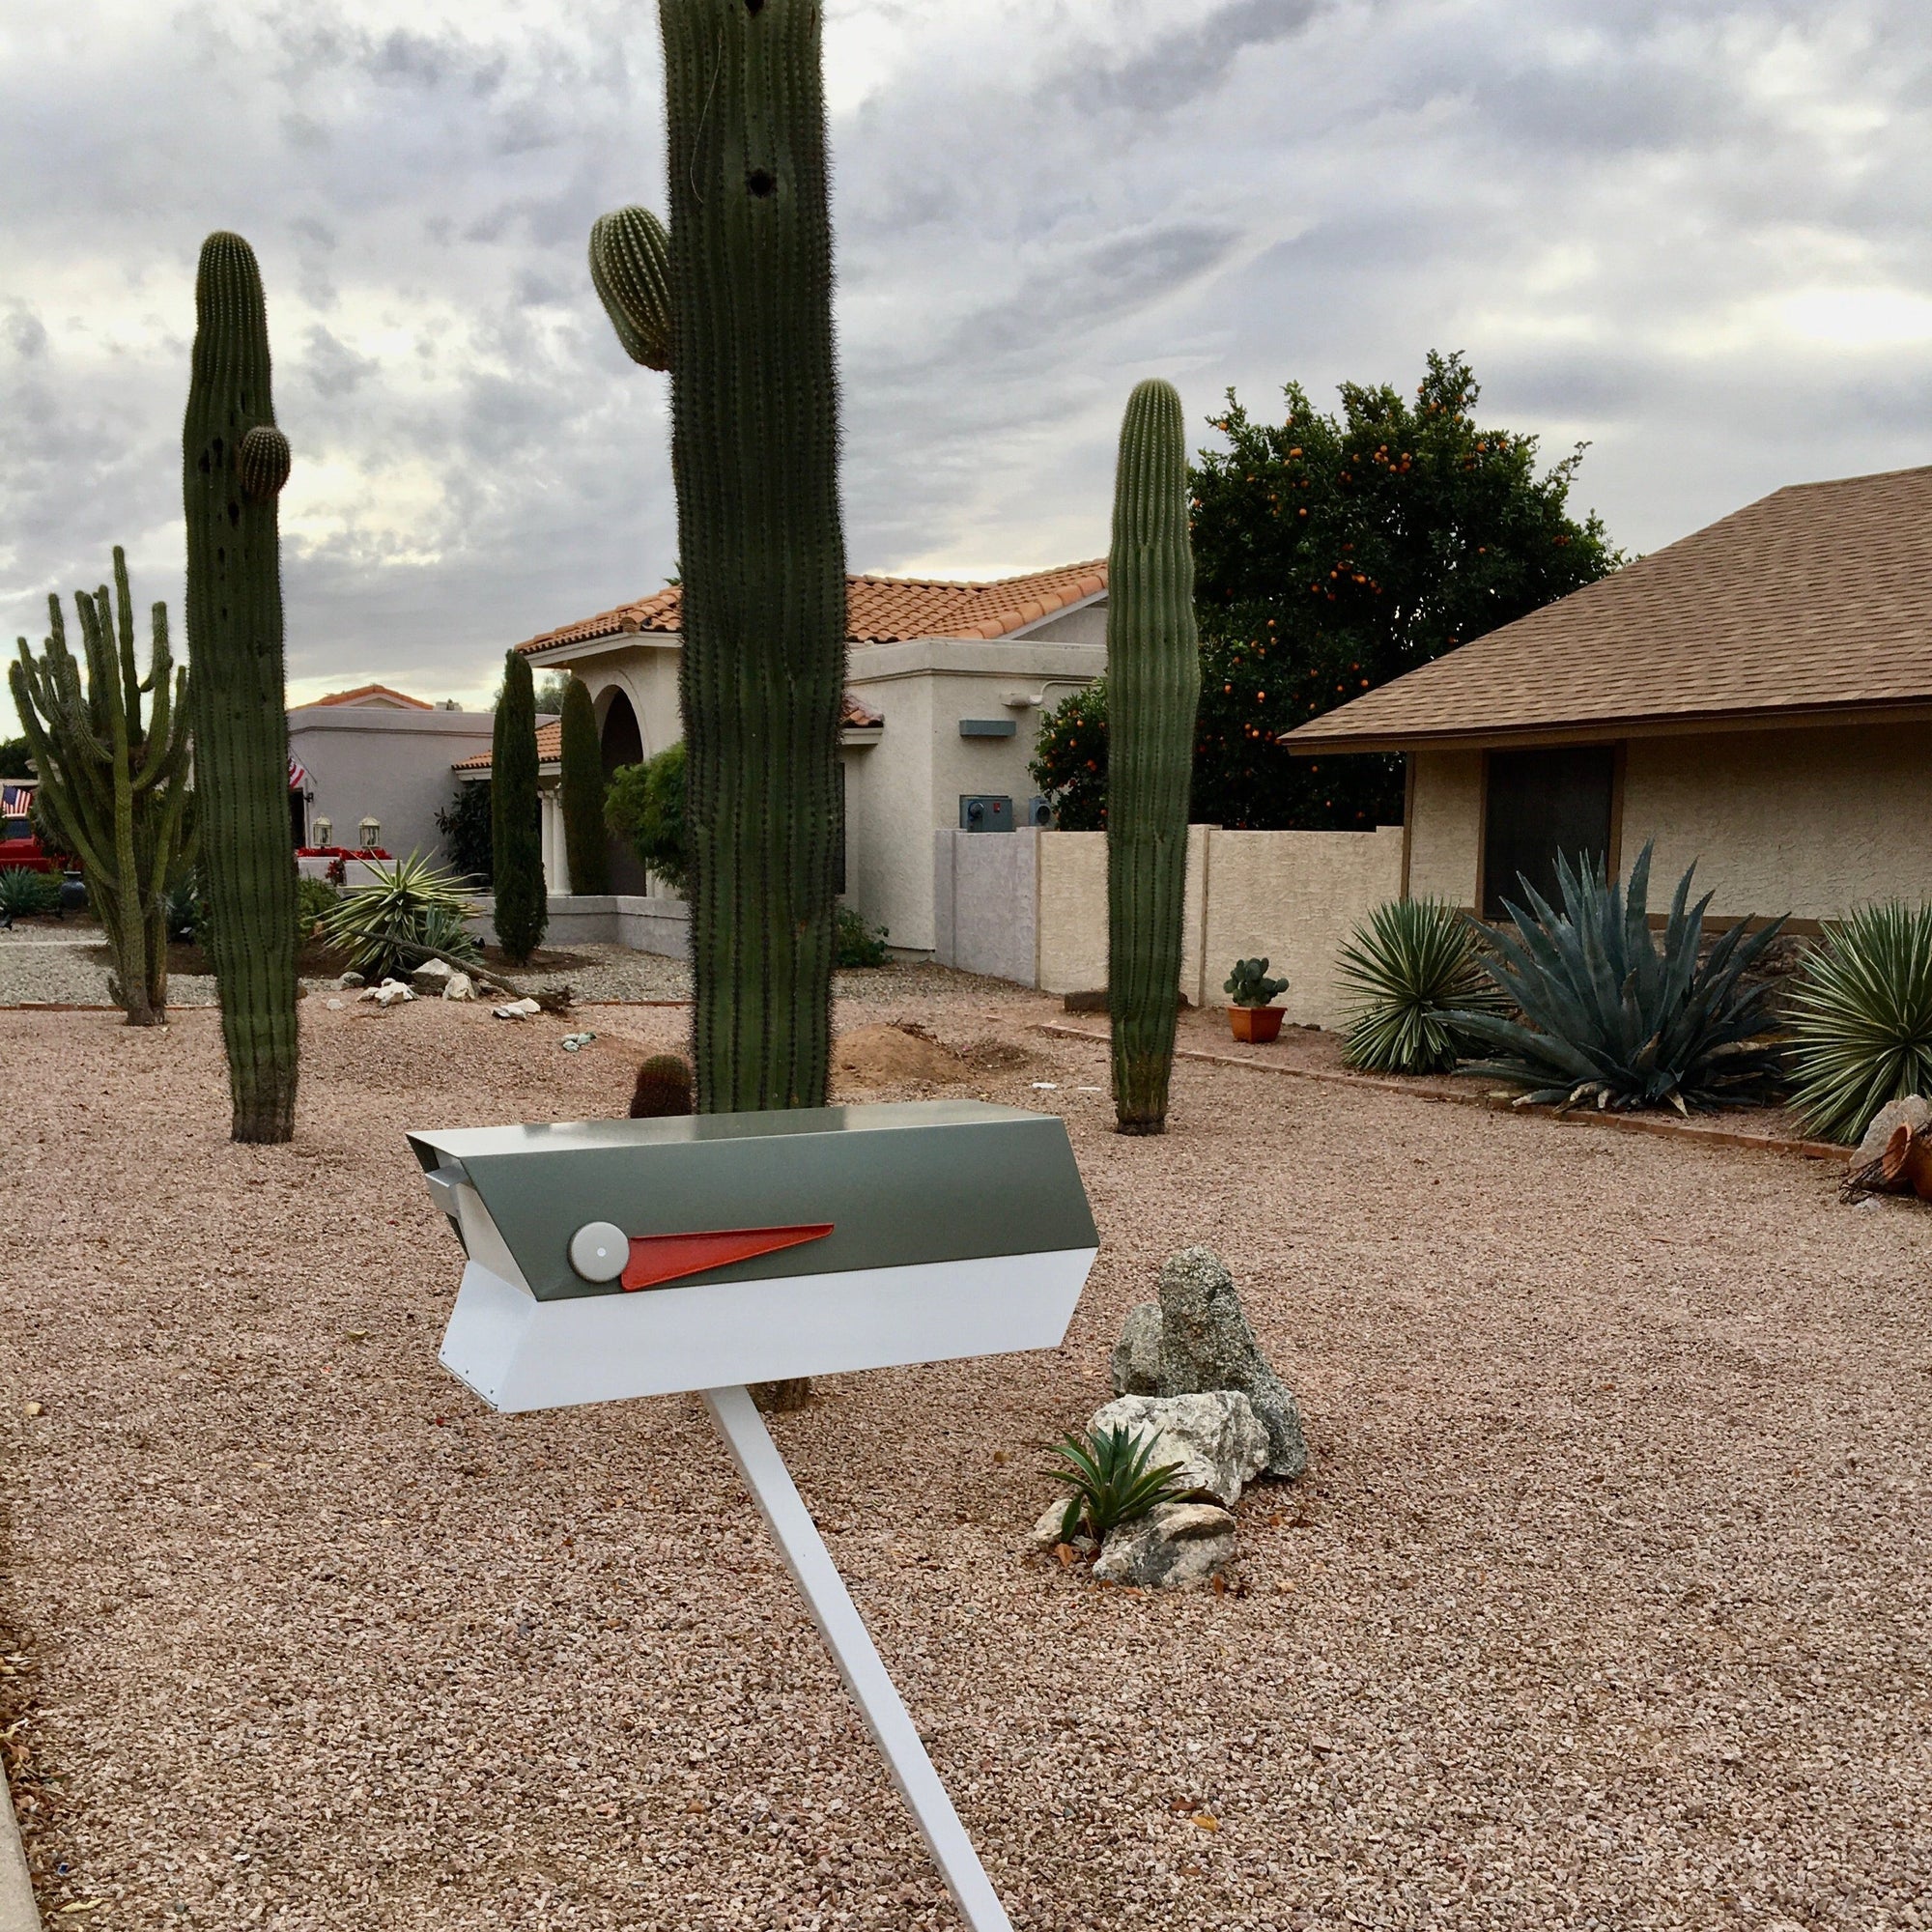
top-left (3, 0), bottom-right (1929, 733)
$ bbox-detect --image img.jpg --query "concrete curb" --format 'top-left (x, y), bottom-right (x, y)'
top-left (0, 1765), bottom-right (39, 1930)
top-left (1035, 1023), bottom-right (1848, 1163)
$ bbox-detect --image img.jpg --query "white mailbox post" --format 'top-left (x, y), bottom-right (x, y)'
top-left (412, 1098), bottom-right (1099, 1931)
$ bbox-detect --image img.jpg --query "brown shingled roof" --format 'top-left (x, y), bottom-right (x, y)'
top-left (514, 561), bottom-right (1107, 657)
top-left (1286, 465), bottom-right (1932, 753)
top-left (453, 697), bottom-right (882, 773)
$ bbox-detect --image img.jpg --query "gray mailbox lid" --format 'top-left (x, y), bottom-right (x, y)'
top-left (407, 1098), bottom-right (1096, 1302)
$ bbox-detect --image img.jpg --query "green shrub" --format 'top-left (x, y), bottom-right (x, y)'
top-left (434, 779), bottom-right (493, 886)
top-left (318, 853), bottom-right (482, 984)
top-left (1027, 677), bottom-right (1108, 830)
top-left (604, 742), bottom-right (689, 894)
top-left (491, 649), bottom-right (547, 964)
top-left (296, 874), bottom-right (339, 935)
top-left (558, 676), bottom-right (610, 895)
top-left (1338, 897), bottom-right (1505, 1074)
top-left (1223, 956), bottom-right (1288, 1007)
top-left (1785, 902), bottom-right (1932, 1145)
top-left (1452, 843), bottom-right (1785, 1113)
top-left (166, 870), bottom-right (209, 944)
top-left (835, 903), bottom-right (890, 968)
top-left (0, 867), bottom-right (62, 920)
top-left (1040, 1424), bottom-right (1186, 1544)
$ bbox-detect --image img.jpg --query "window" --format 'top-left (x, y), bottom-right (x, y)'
top-left (1481, 746), bottom-right (1617, 919)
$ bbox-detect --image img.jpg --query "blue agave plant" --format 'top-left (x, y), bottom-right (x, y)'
top-left (1452, 843), bottom-right (1787, 1114)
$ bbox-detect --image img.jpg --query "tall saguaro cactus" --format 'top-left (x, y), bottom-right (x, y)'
top-left (1106, 379), bottom-right (1202, 1135)
top-left (183, 232), bottom-right (300, 1143)
top-left (657, 0), bottom-right (847, 1113)
top-left (10, 551), bottom-right (194, 1024)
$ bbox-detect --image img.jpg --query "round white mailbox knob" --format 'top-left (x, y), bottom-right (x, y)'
top-left (569, 1221), bottom-right (630, 1283)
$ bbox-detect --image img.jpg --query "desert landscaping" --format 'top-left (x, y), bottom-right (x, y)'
top-left (2, 983), bottom-right (1927, 1929)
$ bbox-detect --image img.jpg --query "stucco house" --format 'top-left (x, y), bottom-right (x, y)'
top-left (1285, 464), bottom-right (1932, 929)
top-left (469, 562), bottom-right (1109, 952)
top-left (287, 684), bottom-right (494, 861)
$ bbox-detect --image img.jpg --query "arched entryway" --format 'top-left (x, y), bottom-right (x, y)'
top-left (599, 689), bottom-right (651, 895)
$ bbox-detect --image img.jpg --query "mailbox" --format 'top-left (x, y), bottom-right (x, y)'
top-left (412, 1098), bottom-right (1098, 1413)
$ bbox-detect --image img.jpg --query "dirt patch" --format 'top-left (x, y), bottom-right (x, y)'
top-left (960, 1035), bottom-right (1048, 1076)
top-left (832, 1019), bottom-right (971, 1089)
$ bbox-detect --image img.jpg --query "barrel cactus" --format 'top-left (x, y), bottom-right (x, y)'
top-left (1106, 379), bottom-right (1202, 1134)
top-left (589, 0), bottom-right (845, 1113)
top-left (629, 1052), bottom-right (695, 1119)
top-left (183, 232), bottom-right (299, 1141)
top-left (9, 550), bottom-right (194, 1024)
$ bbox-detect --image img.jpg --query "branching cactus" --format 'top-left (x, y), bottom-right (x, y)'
top-left (9, 550), bottom-right (194, 1024)
top-left (183, 231), bottom-right (299, 1142)
top-left (1106, 379), bottom-right (1202, 1134)
top-left (592, 0), bottom-right (846, 1113)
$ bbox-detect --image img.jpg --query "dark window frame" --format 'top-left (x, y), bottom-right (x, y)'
top-left (1477, 742), bottom-right (1625, 920)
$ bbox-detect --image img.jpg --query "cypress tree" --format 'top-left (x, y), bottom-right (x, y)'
top-left (557, 675), bottom-right (610, 895)
top-left (492, 649), bottom-right (547, 963)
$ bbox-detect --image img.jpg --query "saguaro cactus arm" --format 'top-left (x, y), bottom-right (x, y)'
top-left (589, 206), bottom-right (673, 371)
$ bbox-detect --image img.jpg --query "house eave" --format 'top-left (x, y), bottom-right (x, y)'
top-left (1284, 696), bottom-right (1932, 755)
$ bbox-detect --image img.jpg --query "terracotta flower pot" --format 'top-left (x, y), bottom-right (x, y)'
top-left (1229, 1005), bottom-right (1284, 1044)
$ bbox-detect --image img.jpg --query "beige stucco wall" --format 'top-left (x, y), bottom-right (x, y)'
top-left (1624, 724), bottom-right (1932, 920)
top-left (287, 705), bottom-right (495, 861)
top-left (1406, 750), bottom-right (1483, 907)
top-left (1030, 824), bottom-right (1402, 1028)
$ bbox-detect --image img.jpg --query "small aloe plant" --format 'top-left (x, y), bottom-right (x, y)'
top-left (1041, 1423), bottom-right (1187, 1544)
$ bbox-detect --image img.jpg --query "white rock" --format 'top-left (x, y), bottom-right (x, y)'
top-left (441, 973), bottom-right (476, 1002)
top-left (1854, 1094), bottom-right (1932, 1168)
top-left (335, 971), bottom-right (365, 989)
top-left (1094, 1502), bottom-right (1236, 1589)
top-left (325, 997), bottom-right (344, 1011)
top-left (411, 957), bottom-right (454, 986)
top-left (357, 978), bottom-right (416, 1008)
top-left (1089, 1390), bottom-right (1268, 1507)
top-left (493, 997), bottom-right (541, 1020)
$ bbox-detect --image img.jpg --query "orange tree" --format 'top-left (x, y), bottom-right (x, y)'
top-left (1032, 351), bottom-right (1620, 829)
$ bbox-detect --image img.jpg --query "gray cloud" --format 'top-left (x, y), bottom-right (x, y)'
top-left (4, 0), bottom-right (1931, 733)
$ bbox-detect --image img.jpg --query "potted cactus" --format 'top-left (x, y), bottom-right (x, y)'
top-left (1224, 957), bottom-right (1289, 1042)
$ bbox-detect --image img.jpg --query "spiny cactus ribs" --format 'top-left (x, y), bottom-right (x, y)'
top-left (238, 424), bottom-right (292, 501)
top-left (589, 206), bottom-right (672, 372)
top-left (1107, 377), bottom-right (1201, 1135)
top-left (183, 229), bottom-right (300, 1143)
top-left (630, 1053), bottom-right (695, 1119)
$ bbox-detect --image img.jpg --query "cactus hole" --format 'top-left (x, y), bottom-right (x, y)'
top-left (744, 0), bottom-right (764, 12)
top-left (747, 169), bottom-right (777, 198)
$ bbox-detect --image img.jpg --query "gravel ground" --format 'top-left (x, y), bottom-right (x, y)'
top-left (1, 997), bottom-right (1928, 1930)
top-left (0, 922), bottom-right (1002, 1016)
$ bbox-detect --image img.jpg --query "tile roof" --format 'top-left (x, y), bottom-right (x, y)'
top-left (452, 696), bottom-right (882, 773)
top-left (304, 683), bottom-right (433, 710)
top-left (1286, 465), bottom-right (1932, 753)
top-left (514, 561), bottom-right (1107, 656)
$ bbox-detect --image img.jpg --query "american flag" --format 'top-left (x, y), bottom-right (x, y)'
top-left (288, 754), bottom-right (310, 791)
top-left (1, 783), bottom-right (32, 818)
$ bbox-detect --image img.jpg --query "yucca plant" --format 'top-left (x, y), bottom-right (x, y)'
top-left (1784, 902), bottom-right (1932, 1145)
top-left (1041, 1423), bottom-right (1186, 1545)
top-left (1451, 842), bottom-right (1786, 1114)
top-left (1338, 896), bottom-right (1505, 1074)
top-left (318, 853), bottom-right (482, 984)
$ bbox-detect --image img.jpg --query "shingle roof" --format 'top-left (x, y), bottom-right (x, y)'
top-left (303, 683), bottom-right (433, 710)
top-left (1286, 465), bottom-right (1932, 753)
top-left (514, 561), bottom-right (1108, 656)
top-left (451, 696), bottom-right (883, 773)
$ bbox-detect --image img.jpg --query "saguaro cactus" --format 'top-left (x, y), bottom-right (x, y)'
top-left (657, 0), bottom-right (846, 1112)
top-left (183, 231), bottom-right (299, 1142)
top-left (589, 207), bottom-right (672, 372)
top-left (1106, 379), bottom-right (1202, 1134)
top-left (9, 550), bottom-right (194, 1024)
top-left (492, 649), bottom-right (548, 962)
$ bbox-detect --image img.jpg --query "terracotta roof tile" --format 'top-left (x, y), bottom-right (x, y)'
top-left (304, 683), bottom-right (433, 710)
top-left (514, 561), bottom-right (1107, 656)
top-left (1287, 466), bottom-right (1932, 752)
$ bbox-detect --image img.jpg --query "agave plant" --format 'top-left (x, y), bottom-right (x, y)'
top-left (1040, 1423), bottom-right (1186, 1545)
top-left (1337, 896), bottom-right (1505, 1074)
top-left (1450, 843), bottom-right (1786, 1114)
top-left (318, 852), bottom-right (483, 984)
top-left (1784, 901), bottom-right (1932, 1145)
